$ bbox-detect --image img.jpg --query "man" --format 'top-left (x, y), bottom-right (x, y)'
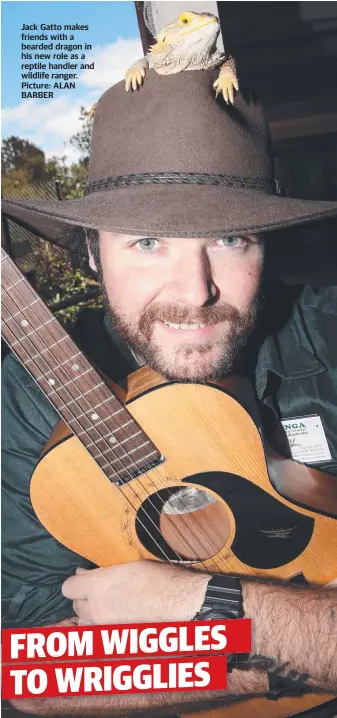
top-left (2, 70), bottom-right (337, 716)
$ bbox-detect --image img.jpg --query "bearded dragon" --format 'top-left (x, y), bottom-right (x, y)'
top-left (89, 11), bottom-right (238, 119)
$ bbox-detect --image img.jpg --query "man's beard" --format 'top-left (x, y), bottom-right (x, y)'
top-left (101, 279), bottom-right (260, 382)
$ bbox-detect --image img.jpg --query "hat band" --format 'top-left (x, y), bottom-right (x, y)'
top-left (84, 172), bottom-right (274, 196)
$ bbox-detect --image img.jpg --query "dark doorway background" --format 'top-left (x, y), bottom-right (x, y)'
top-left (217, 1), bottom-right (337, 201)
top-left (137, 1), bottom-right (337, 283)
top-left (217, 1), bottom-right (337, 283)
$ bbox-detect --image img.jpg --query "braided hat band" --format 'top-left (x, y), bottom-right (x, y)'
top-left (84, 172), bottom-right (276, 196)
top-left (2, 70), bottom-right (336, 248)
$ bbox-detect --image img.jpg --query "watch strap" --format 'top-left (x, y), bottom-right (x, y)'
top-left (267, 673), bottom-right (305, 700)
top-left (193, 575), bottom-right (243, 620)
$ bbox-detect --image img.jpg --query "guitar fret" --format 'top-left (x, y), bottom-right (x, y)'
top-left (73, 394), bottom-right (121, 414)
top-left (2, 297), bottom-right (41, 320)
top-left (33, 334), bottom-right (69, 358)
top-left (34, 353), bottom-right (82, 380)
top-left (98, 431), bottom-right (143, 457)
top-left (11, 317), bottom-right (56, 346)
top-left (44, 335), bottom-right (68, 351)
top-left (28, 316), bottom-right (56, 334)
top-left (67, 412), bottom-right (106, 430)
top-left (98, 442), bottom-right (150, 464)
top-left (24, 336), bottom-right (70, 363)
top-left (89, 394), bottom-right (116, 410)
top-left (7, 277), bottom-right (25, 289)
top-left (100, 452), bottom-right (137, 469)
top-left (120, 430), bottom-right (142, 445)
top-left (80, 380), bottom-right (105, 396)
top-left (83, 420), bottom-right (134, 449)
top-left (56, 396), bottom-right (124, 421)
top-left (113, 419), bottom-right (133, 429)
top-left (47, 367), bottom-right (95, 395)
top-left (107, 465), bottom-right (135, 477)
top-left (106, 450), bottom-right (157, 479)
top-left (100, 462), bottom-right (122, 471)
top-left (129, 441), bottom-right (150, 454)
top-left (142, 449), bottom-right (157, 462)
top-left (10, 298), bottom-right (40, 317)
top-left (2, 249), bottom-right (161, 483)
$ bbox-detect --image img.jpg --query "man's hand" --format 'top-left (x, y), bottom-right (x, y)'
top-left (62, 560), bottom-right (209, 625)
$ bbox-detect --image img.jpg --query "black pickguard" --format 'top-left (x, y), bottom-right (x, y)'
top-left (136, 472), bottom-right (314, 567)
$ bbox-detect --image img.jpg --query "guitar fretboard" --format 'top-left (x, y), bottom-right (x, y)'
top-left (1, 248), bottom-right (161, 483)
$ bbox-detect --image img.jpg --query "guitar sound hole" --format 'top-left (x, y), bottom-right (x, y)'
top-left (136, 486), bottom-right (231, 561)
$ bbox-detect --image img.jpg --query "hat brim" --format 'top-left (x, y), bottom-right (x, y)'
top-left (2, 184), bottom-right (337, 253)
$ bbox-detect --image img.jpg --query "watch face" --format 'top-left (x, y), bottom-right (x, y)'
top-left (201, 610), bottom-right (233, 621)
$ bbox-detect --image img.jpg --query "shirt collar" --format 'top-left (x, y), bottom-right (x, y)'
top-left (255, 294), bottom-right (327, 399)
top-left (103, 315), bottom-right (144, 372)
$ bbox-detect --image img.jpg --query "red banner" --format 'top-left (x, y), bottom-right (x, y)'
top-left (2, 656), bottom-right (228, 699)
top-left (2, 619), bottom-right (251, 663)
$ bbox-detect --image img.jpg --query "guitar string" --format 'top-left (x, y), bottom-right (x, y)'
top-left (1, 289), bottom-right (182, 565)
top-left (2, 259), bottom-right (225, 571)
top-left (2, 258), bottom-right (226, 573)
top-left (2, 257), bottom-right (226, 573)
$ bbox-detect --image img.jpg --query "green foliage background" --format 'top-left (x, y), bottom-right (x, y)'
top-left (2, 107), bottom-right (102, 329)
top-left (32, 240), bottom-right (101, 329)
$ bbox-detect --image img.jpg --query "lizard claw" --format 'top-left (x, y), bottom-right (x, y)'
top-left (88, 103), bottom-right (97, 121)
top-left (125, 62), bottom-right (146, 92)
top-left (213, 72), bottom-right (239, 105)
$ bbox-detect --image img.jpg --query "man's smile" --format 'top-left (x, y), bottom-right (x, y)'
top-left (156, 319), bottom-right (222, 342)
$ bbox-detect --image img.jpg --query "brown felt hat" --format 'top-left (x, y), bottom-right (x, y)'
top-left (2, 69), bottom-right (337, 253)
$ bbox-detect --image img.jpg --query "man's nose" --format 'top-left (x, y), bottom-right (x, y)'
top-left (165, 251), bottom-right (216, 307)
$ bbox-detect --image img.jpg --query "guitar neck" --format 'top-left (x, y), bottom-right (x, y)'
top-left (1, 248), bottom-right (161, 483)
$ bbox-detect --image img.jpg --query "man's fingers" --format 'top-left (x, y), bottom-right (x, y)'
top-left (73, 599), bottom-right (90, 619)
top-left (76, 567), bottom-right (89, 575)
top-left (62, 572), bottom-right (91, 600)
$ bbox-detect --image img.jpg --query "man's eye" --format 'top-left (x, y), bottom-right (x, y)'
top-left (216, 236), bottom-right (246, 249)
top-left (137, 238), bottom-right (158, 251)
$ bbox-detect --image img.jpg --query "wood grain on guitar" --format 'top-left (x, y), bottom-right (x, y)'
top-left (2, 248), bottom-right (336, 718)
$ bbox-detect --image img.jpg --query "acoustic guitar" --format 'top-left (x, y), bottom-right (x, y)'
top-left (2, 247), bottom-right (337, 718)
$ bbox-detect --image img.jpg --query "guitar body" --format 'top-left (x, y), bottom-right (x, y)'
top-left (30, 369), bottom-right (337, 718)
top-left (31, 370), bottom-right (337, 581)
top-left (3, 249), bottom-right (336, 718)
top-left (185, 693), bottom-right (334, 718)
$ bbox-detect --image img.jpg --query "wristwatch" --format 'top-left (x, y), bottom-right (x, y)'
top-left (193, 574), bottom-right (243, 621)
top-left (193, 575), bottom-right (306, 698)
top-left (193, 575), bottom-right (248, 672)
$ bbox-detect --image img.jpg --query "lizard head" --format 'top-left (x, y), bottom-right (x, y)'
top-left (149, 11), bottom-right (220, 62)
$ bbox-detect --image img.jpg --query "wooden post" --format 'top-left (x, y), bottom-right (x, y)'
top-left (134, 2), bottom-right (154, 55)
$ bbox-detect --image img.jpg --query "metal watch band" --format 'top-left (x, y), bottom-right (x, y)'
top-left (193, 576), bottom-right (250, 674)
top-left (193, 575), bottom-right (243, 620)
top-left (267, 673), bottom-right (305, 701)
